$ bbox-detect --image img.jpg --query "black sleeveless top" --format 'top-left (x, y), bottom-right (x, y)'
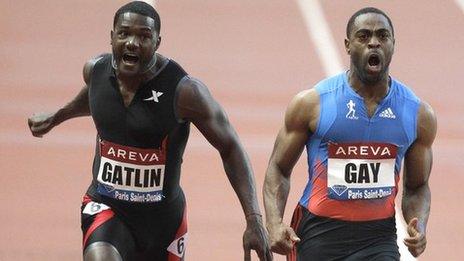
top-left (86, 54), bottom-right (189, 213)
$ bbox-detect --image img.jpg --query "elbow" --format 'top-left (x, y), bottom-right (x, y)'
top-left (403, 181), bottom-right (430, 199)
top-left (218, 137), bottom-right (240, 160)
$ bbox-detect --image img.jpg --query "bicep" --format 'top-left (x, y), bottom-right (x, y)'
top-left (193, 102), bottom-right (236, 152)
top-left (268, 91), bottom-right (315, 176)
top-left (403, 141), bottom-right (433, 189)
top-left (404, 102), bottom-right (437, 189)
top-left (269, 124), bottom-right (308, 176)
top-left (176, 77), bottom-right (237, 151)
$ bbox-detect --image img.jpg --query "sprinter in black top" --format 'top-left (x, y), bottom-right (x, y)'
top-left (88, 53), bottom-right (188, 208)
top-left (28, 2), bottom-right (271, 261)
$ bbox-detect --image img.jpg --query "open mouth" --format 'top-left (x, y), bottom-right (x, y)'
top-left (122, 53), bottom-right (139, 65)
top-left (368, 54), bottom-right (381, 67)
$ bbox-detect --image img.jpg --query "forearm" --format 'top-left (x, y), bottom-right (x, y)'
top-left (220, 142), bottom-right (261, 219)
top-left (263, 163), bottom-right (290, 226)
top-left (53, 85), bottom-right (90, 125)
top-left (402, 182), bottom-right (431, 233)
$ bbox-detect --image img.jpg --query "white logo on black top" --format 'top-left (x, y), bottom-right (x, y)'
top-left (379, 107), bottom-right (396, 119)
top-left (144, 90), bottom-right (163, 103)
top-left (346, 100), bottom-right (359, 120)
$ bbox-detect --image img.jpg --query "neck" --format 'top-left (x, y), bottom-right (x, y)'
top-left (114, 53), bottom-right (161, 90)
top-left (140, 54), bottom-right (158, 81)
top-left (348, 69), bottom-right (390, 101)
top-left (116, 73), bottom-right (142, 91)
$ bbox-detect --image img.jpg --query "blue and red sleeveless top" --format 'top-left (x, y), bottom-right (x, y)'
top-left (300, 73), bottom-right (420, 221)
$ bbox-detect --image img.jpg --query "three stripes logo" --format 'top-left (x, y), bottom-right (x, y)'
top-left (379, 107), bottom-right (396, 119)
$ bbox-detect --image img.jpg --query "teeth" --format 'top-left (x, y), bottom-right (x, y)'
top-left (123, 54), bottom-right (139, 63)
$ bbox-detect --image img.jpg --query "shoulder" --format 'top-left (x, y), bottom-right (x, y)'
top-left (177, 75), bottom-right (209, 100)
top-left (175, 76), bottom-right (216, 120)
top-left (314, 73), bottom-right (346, 94)
top-left (390, 77), bottom-right (420, 103)
top-left (153, 54), bottom-right (188, 79)
top-left (416, 101), bottom-right (437, 145)
top-left (83, 54), bottom-right (108, 85)
top-left (288, 89), bottom-right (318, 112)
top-left (163, 55), bottom-right (187, 74)
top-left (285, 88), bottom-right (319, 130)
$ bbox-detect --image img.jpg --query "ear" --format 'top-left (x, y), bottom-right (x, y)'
top-left (154, 36), bottom-right (162, 51)
top-left (110, 30), bottom-right (114, 45)
top-left (344, 38), bottom-right (350, 55)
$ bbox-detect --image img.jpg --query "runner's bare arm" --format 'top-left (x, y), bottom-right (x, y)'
top-left (176, 76), bottom-right (272, 261)
top-left (28, 58), bottom-right (98, 137)
top-left (402, 101), bottom-right (437, 257)
top-left (263, 89), bottom-right (318, 255)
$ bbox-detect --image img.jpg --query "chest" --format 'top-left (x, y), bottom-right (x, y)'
top-left (323, 95), bottom-right (407, 146)
top-left (89, 77), bottom-right (176, 147)
top-left (119, 84), bottom-right (137, 107)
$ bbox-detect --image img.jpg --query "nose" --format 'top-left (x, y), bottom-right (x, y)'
top-left (126, 36), bottom-right (140, 50)
top-left (368, 36), bottom-right (380, 49)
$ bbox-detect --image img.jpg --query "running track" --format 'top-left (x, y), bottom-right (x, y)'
top-left (1, 1), bottom-right (463, 260)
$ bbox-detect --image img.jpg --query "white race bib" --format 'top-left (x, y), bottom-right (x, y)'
top-left (327, 142), bottom-right (397, 200)
top-left (96, 139), bottom-right (167, 203)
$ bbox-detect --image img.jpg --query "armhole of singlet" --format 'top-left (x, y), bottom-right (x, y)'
top-left (86, 54), bottom-right (106, 88)
top-left (403, 97), bottom-right (421, 147)
top-left (173, 75), bottom-right (190, 124)
top-left (396, 79), bottom-right (421, 147)
top-left (312, 88), bottom-right (323, 138)
top-left (313, 85), bottom-right (338, 139)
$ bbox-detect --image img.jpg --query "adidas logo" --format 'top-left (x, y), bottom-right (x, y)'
top-left (379, 107), bottom-right (396, 119)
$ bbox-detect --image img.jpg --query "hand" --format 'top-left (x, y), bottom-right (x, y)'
top-left (243, 216), bottom-right (273, 261)
top-left (267, 222), bottom-right (300, 255)
top-left (28, 112), bottom-right (56, 137)
top-left (403, 217), bottom-right (427, 257)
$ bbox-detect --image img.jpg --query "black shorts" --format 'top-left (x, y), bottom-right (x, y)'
top-left (81, 192), bottom-right (187, 261)
top-left (287, 204), bottom-right (400, 261)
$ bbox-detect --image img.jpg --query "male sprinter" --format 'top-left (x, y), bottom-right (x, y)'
top-left (263, 7), bottom-right (436, 260)
top-left (28, 2), bottom-right (271, 260)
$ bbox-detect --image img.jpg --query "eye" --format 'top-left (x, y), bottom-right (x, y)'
top-left (358, 33), bottom-right (368, 41)
top-left (118, 31), bottom-right (128, 38)
top-left (142, 33), bottom-right (153, 41)
top-left (379, 32), bottom-right (389, 40)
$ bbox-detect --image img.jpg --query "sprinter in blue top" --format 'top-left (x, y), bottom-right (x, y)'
top-left (264, 7), bottom-right (437, 260)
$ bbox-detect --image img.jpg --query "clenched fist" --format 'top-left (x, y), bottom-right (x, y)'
top-left (28, 112), bottom-right (56, 137)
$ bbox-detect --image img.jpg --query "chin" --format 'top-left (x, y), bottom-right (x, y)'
top-left (118, 65), bottom-right (142, 77)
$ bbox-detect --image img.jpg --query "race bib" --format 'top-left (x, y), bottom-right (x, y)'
top-left (96, 139), bottom-right (166, 203)
top-left (167, 233), bottom-right (188, 258)
top-left (82, 201), bottom-right (110, 215)
top-left (327, 142), bottom-right (397, 200)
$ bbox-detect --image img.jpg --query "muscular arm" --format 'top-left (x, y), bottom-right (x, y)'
top-left (52, 83), bottom-right (90, 124)
top-left (28, 58), bottom-right (97, 137)
top-left (176, 77), bottom-right (271, 260)
top-left (177, 76), bottom-right (260, 217)
top-left (263, 89), bottom-right (318, 254)
top-left (401, 101), bottom-right (437, 257)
